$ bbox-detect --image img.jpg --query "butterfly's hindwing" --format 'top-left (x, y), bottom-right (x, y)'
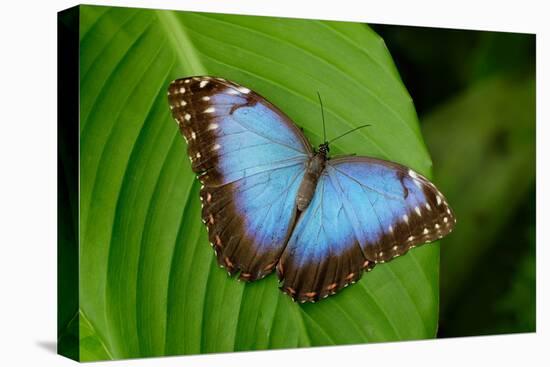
top-left (278, 176), bottom-right (375, 302)
top-left (168, 76), bottom-right (312, 280)
top-left (200, 164), bottom-right (305, 279)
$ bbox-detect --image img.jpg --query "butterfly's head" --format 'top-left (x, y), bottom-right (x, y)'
top-left (318, 142), bottom-right (330, 157)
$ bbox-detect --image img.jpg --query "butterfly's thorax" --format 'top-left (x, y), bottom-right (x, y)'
top-left (296, 150), bottom-right (327, 211)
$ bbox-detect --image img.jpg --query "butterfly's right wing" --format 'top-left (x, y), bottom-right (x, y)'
top-left (168, 76), bottom-right (312, 280)
top-left (278, 156), bottom-right (455, 302)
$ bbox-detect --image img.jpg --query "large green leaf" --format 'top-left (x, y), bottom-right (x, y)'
top-left (76, 5), bottom-right (438, 361)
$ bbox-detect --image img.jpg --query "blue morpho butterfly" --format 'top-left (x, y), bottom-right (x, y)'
top-left (167, 76), bottom-right (455, 303)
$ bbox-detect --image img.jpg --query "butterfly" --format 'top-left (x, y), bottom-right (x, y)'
top-left (167, 76), bottom-right (455, 303)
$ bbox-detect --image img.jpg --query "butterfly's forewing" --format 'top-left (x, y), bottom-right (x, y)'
top-left (328, 157), bottom-right (455, 261)
top-left (168, 76), bottom-right (312, 280)
top-left (278, 156), bottom-right (455, 302)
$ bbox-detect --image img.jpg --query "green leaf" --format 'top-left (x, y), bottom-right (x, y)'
top-left (76, 5), bottom-right (438, 360)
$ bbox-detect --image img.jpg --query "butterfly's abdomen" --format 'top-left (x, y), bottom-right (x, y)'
top-left (296, 154), bottom-right (326, 211)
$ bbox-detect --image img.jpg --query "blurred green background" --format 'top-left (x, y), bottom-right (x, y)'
top-left (370, 24), bottom-right (536, 337)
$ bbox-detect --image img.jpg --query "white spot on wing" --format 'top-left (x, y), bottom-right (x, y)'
top-left (415, 206), bottom-right (421, 216)
top-left (208, 123), bottom-right (219, 130)
top-left (237, 86), bottom-right (250, 94)
top-left (191, 132), bottom-right (196, 140)
top-left (212, 144), bottom-right (221, 151)
top-left (200, 80), bottom-right (209, 88)
top-left (179, 87), bottom-right (186, 94)
top-left (402, 214), bottom-right (409, 223)
top-left (436, 195), bottom-right (442, 205)
top-left (184, 113), bottom-right (191, 121)
top-left (204, 107), bottom-right (215, 113)
top-left (202, 96), bottom-right (210, 101)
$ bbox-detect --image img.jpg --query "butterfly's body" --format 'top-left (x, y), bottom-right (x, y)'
top-left (296, 145), bottom-right (328, 211)
top-left (168, 76), bottom-right (455, 303)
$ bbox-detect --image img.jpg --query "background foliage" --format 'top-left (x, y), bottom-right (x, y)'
top-left (66, 5), bottom-right (442, 361)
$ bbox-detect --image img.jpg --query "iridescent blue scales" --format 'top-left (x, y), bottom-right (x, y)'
top-left (167, 76), bottom-right (455, 303)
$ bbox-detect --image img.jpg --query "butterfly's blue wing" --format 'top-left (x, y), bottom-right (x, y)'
top-left (278, 156), bottom-right (455, 302)
top-left (168, 76), bottom-right (311, 280)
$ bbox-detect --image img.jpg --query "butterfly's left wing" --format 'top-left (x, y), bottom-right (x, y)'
top-left (278, 156), bottom-right (455, 302)
top-left (168, 76), bottom-right (312, 281)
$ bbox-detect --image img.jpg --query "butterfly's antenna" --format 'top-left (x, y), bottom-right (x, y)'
top-left (328, 124), bottom-right (371, 144)
top-left (317, 91), bottom-right (327, 143)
